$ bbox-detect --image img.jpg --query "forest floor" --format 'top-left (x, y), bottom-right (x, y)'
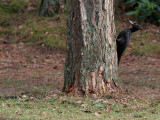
top-left (0, 43), bottom-right (160, 99)
top-left (0, 0), bottom-right (160, 119)
top-left (0, 41), bottom-right (159, 120)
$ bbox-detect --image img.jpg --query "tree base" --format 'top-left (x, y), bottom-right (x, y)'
top-left (63, 81), bottom-right (121, 97)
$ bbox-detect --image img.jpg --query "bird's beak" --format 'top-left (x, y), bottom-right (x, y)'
top-left (129, 20), bottom-right (134, 25)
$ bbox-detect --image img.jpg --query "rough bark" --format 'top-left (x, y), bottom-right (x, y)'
top-left (39, 0), bottom-right (64, 16)
top-left (64, 0), bottom-right (118, 96)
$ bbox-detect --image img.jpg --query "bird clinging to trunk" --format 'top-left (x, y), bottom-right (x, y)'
top-left (116, 20), bottom-right (141, 65)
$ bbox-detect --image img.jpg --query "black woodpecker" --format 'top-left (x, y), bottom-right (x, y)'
top-left (116, 20), bottom-right (141, 65)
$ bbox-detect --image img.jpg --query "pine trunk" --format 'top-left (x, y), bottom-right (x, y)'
top-left (64, 0), bottom-right (118, 96)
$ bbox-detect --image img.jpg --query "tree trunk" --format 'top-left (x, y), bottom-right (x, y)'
top-left (39, 0), bottom-right (64, 16)
top-left (64, 0), bottom-right (118, 96)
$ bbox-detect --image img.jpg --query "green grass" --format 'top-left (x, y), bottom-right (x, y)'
top-left (0, 12), bottom-right (66, 50)
top-left (21, 85), bottom-right (57, 99)
top-left (0, 1), bottom-right (66, 50)
top-left (0, 96), bottom-right (159, 120)
top-left (0, 1), bottom-right (159, 53)
top-left (129, 32), bottom-right (160, 56)
top-left (0, 78), bottom-right (24, 88)
top-left (131, 44), bottom-right (160, 56)
top-left (0, 2), bottom-right (160, 119)
top-left (118, 67), bottom-right (160, 89)
top-left (120, 77), bottom-right (159, 90)
top-left (152, 69), bottom-right (160, 73)
top-left (0, 1), bottom-right (159, 54)
top-left (0, 0), bottom-right (29, 13)
top-left (15, 15), bottom-right (66, 50)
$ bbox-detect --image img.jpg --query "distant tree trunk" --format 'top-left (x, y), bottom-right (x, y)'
top-left (63, 0), bottom-right (118, 96)
top-left (39, 0), bottom-right (64, 16)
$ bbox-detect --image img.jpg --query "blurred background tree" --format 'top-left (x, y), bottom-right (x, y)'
top-left (39, 0), bottom-right (65, 16)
